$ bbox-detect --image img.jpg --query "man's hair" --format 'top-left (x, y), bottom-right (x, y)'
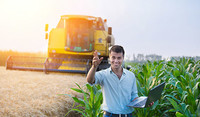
top-left (109, 45), bottom-right (125, 57)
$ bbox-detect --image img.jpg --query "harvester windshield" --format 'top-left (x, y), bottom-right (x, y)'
top-left (64, 18), bottom-right (95, 52)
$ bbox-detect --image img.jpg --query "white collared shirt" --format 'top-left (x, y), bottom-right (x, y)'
top-left (93, 67), bottom-right (138, 114)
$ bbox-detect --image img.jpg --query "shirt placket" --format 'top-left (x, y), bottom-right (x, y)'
top-left (119, 74), bottom-right (125, 110)
top-left (112, 71), bottom-right (125, 111)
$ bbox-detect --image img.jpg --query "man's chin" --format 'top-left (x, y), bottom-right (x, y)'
top-left (112, 65), bottom-right (120, 69)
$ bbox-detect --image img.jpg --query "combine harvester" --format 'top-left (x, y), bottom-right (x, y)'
top-left (6, 15), bottom-right (115, 74)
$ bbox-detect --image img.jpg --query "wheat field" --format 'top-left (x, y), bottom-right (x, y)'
top-left (0, 66), bottom-right (87, 117)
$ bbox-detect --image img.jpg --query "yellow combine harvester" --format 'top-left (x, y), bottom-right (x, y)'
top-left (6, 15), bottom-right (115, 73)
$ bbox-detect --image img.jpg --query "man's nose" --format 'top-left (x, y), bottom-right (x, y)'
top-left (114, 59), bottom-right (118, 63)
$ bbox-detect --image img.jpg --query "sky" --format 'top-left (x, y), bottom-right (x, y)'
top-left (0, 0), bottom-right (199, 58)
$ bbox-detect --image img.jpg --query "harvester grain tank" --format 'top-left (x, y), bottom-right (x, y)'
top-left (6, 15), bottom-right (115, 73)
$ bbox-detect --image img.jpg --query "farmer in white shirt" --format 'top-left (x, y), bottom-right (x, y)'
top-left (87, 45), bottom-right (153, 117)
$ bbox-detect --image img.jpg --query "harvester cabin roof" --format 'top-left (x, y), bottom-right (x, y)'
top-left (61, 15), bottom-right (98, 20)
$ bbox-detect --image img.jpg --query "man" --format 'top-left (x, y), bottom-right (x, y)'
top-left (87, 45), bottom-right (153, 117)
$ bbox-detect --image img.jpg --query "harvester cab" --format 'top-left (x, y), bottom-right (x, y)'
top-left (6, 15), bottom-right (115, 74)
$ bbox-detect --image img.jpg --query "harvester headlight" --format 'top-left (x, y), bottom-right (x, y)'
top-left (64, 47), bottom-right (70, 51)
top-left (52, 50), bottom-right (56, 53)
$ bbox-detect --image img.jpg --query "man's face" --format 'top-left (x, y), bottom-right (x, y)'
top-left (109, 51), bottom-right (124, 70)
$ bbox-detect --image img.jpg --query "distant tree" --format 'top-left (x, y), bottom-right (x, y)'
top-left (137, 54), bottom-right (144, 62)
top-left (133, 54), bottom-right (136, 61)
top-left (145, 54), bottom-right (162, 61)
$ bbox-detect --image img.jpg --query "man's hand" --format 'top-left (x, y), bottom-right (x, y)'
top-left (93, 50), bottom-right (103, 68)
top-left (133, 97), bottom-right (154, 107)
top-left (148, 102), bottom-right (154, 107)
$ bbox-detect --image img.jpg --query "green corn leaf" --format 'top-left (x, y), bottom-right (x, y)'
top-left (164, 94), bottom-right (181, 103)
top-left (158, 70), bottom-right (165, 78)
top-left (96, 84), bottom-right (102, 90)
top-left (157, 63), bottom-right (163, 71)
top-left (151, 100), bottom-right (158, 110)
top-left (72, 97), bottom-right (85, 106)
top-left (153, 61), bottom-right (158, 68)
top-left (197, 102), bottom-right (200, 117)
top-left (186, 63), bottom-right (192, 72)
top-left (93, 85), bottom-right (99, 94)
top-left (147, 76), bottom-right (155, 89)
top-left (89, 86), bottom-right (94, 106)
top-left (86, 83), bottom-right (92, 92)
top-left (167, 62), bottom-right (175, 67)
top-left (181, 91), bottom-right (188, 102)
top-left (83, 92), bottom-right (91, 111)
top-left (57, 94), bottom-right (72, 97)
top-left (180, 103), bottom-right (189, 115)
top-left (176, 82), bottom-right (183, 95)
top-left (64, 108), bottom-right (82, 117)
top-left (167, 97), bottom-right (182, 112)
top-left (94, 89), bottom-right (102, 101)
top-left (176, 112), bottom-right (185, 117)
top-left (71, 109), bottom-right (87, 117)
top-left (169, 109), bottom-right (176, 112)
top-left (173, 68), bottom-right (180, 77)
top-left (180, 75), bottom-right (187, 86)
top-left (94, 99), bottom-right (102, 113)
top-left (71, 88), bottom-right (84, 94)
top-left (192, 82), bottom-right (200, 99)
top-left (142, 64), bottom-right (148, 77)
top-left (75, 82), bottom-right (83, 90)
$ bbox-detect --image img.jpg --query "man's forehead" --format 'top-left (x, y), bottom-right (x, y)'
top-left (109, 51), bottom-right (123, 56)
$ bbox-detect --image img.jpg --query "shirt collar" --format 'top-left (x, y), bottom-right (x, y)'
top-left (109, 66), bottom-right (126, 75)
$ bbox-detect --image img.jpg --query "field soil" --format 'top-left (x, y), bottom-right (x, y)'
top-left (0, 66), bottom-right (87, 117)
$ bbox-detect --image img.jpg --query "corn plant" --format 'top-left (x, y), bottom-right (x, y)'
top-left (131, 60), bottom-right (168, 117)
top-left (66, 83), bottom-right (103, 117)
top-left (131, 57), bottom-right (200, 117)
top-left (164, 58), bottom-right (200, 117)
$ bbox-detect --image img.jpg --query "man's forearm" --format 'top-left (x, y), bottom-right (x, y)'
top-left (86, 65), bottom-right (97, 84)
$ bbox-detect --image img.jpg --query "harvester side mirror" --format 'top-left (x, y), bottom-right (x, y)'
top-left (108, 27), bottom-right (112, 35)
top-left (106, 36), bottom-right (111, 43)
top-left (45, 33), bottom-right (48, 39)
top-left (45, 24), bottom-right (49, 32)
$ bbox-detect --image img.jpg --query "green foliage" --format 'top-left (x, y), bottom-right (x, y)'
top-left (66, 83), bottom-right (103, 117)
top-left (131, 57), bottom-right (200, 117)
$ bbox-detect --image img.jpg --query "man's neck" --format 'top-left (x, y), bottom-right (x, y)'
top-left (111, 67), bottom-right (123, 78)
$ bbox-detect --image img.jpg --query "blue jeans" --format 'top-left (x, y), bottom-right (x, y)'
top-left (103, 114), bottom-right (112, 117)
top-left (103, 113), bottom-right (133, 117)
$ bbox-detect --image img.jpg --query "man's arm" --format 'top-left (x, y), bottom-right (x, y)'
top-left (86, 65), bottom-right (97, 84)
top-left (86, 50), bottom-right (103, 84)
